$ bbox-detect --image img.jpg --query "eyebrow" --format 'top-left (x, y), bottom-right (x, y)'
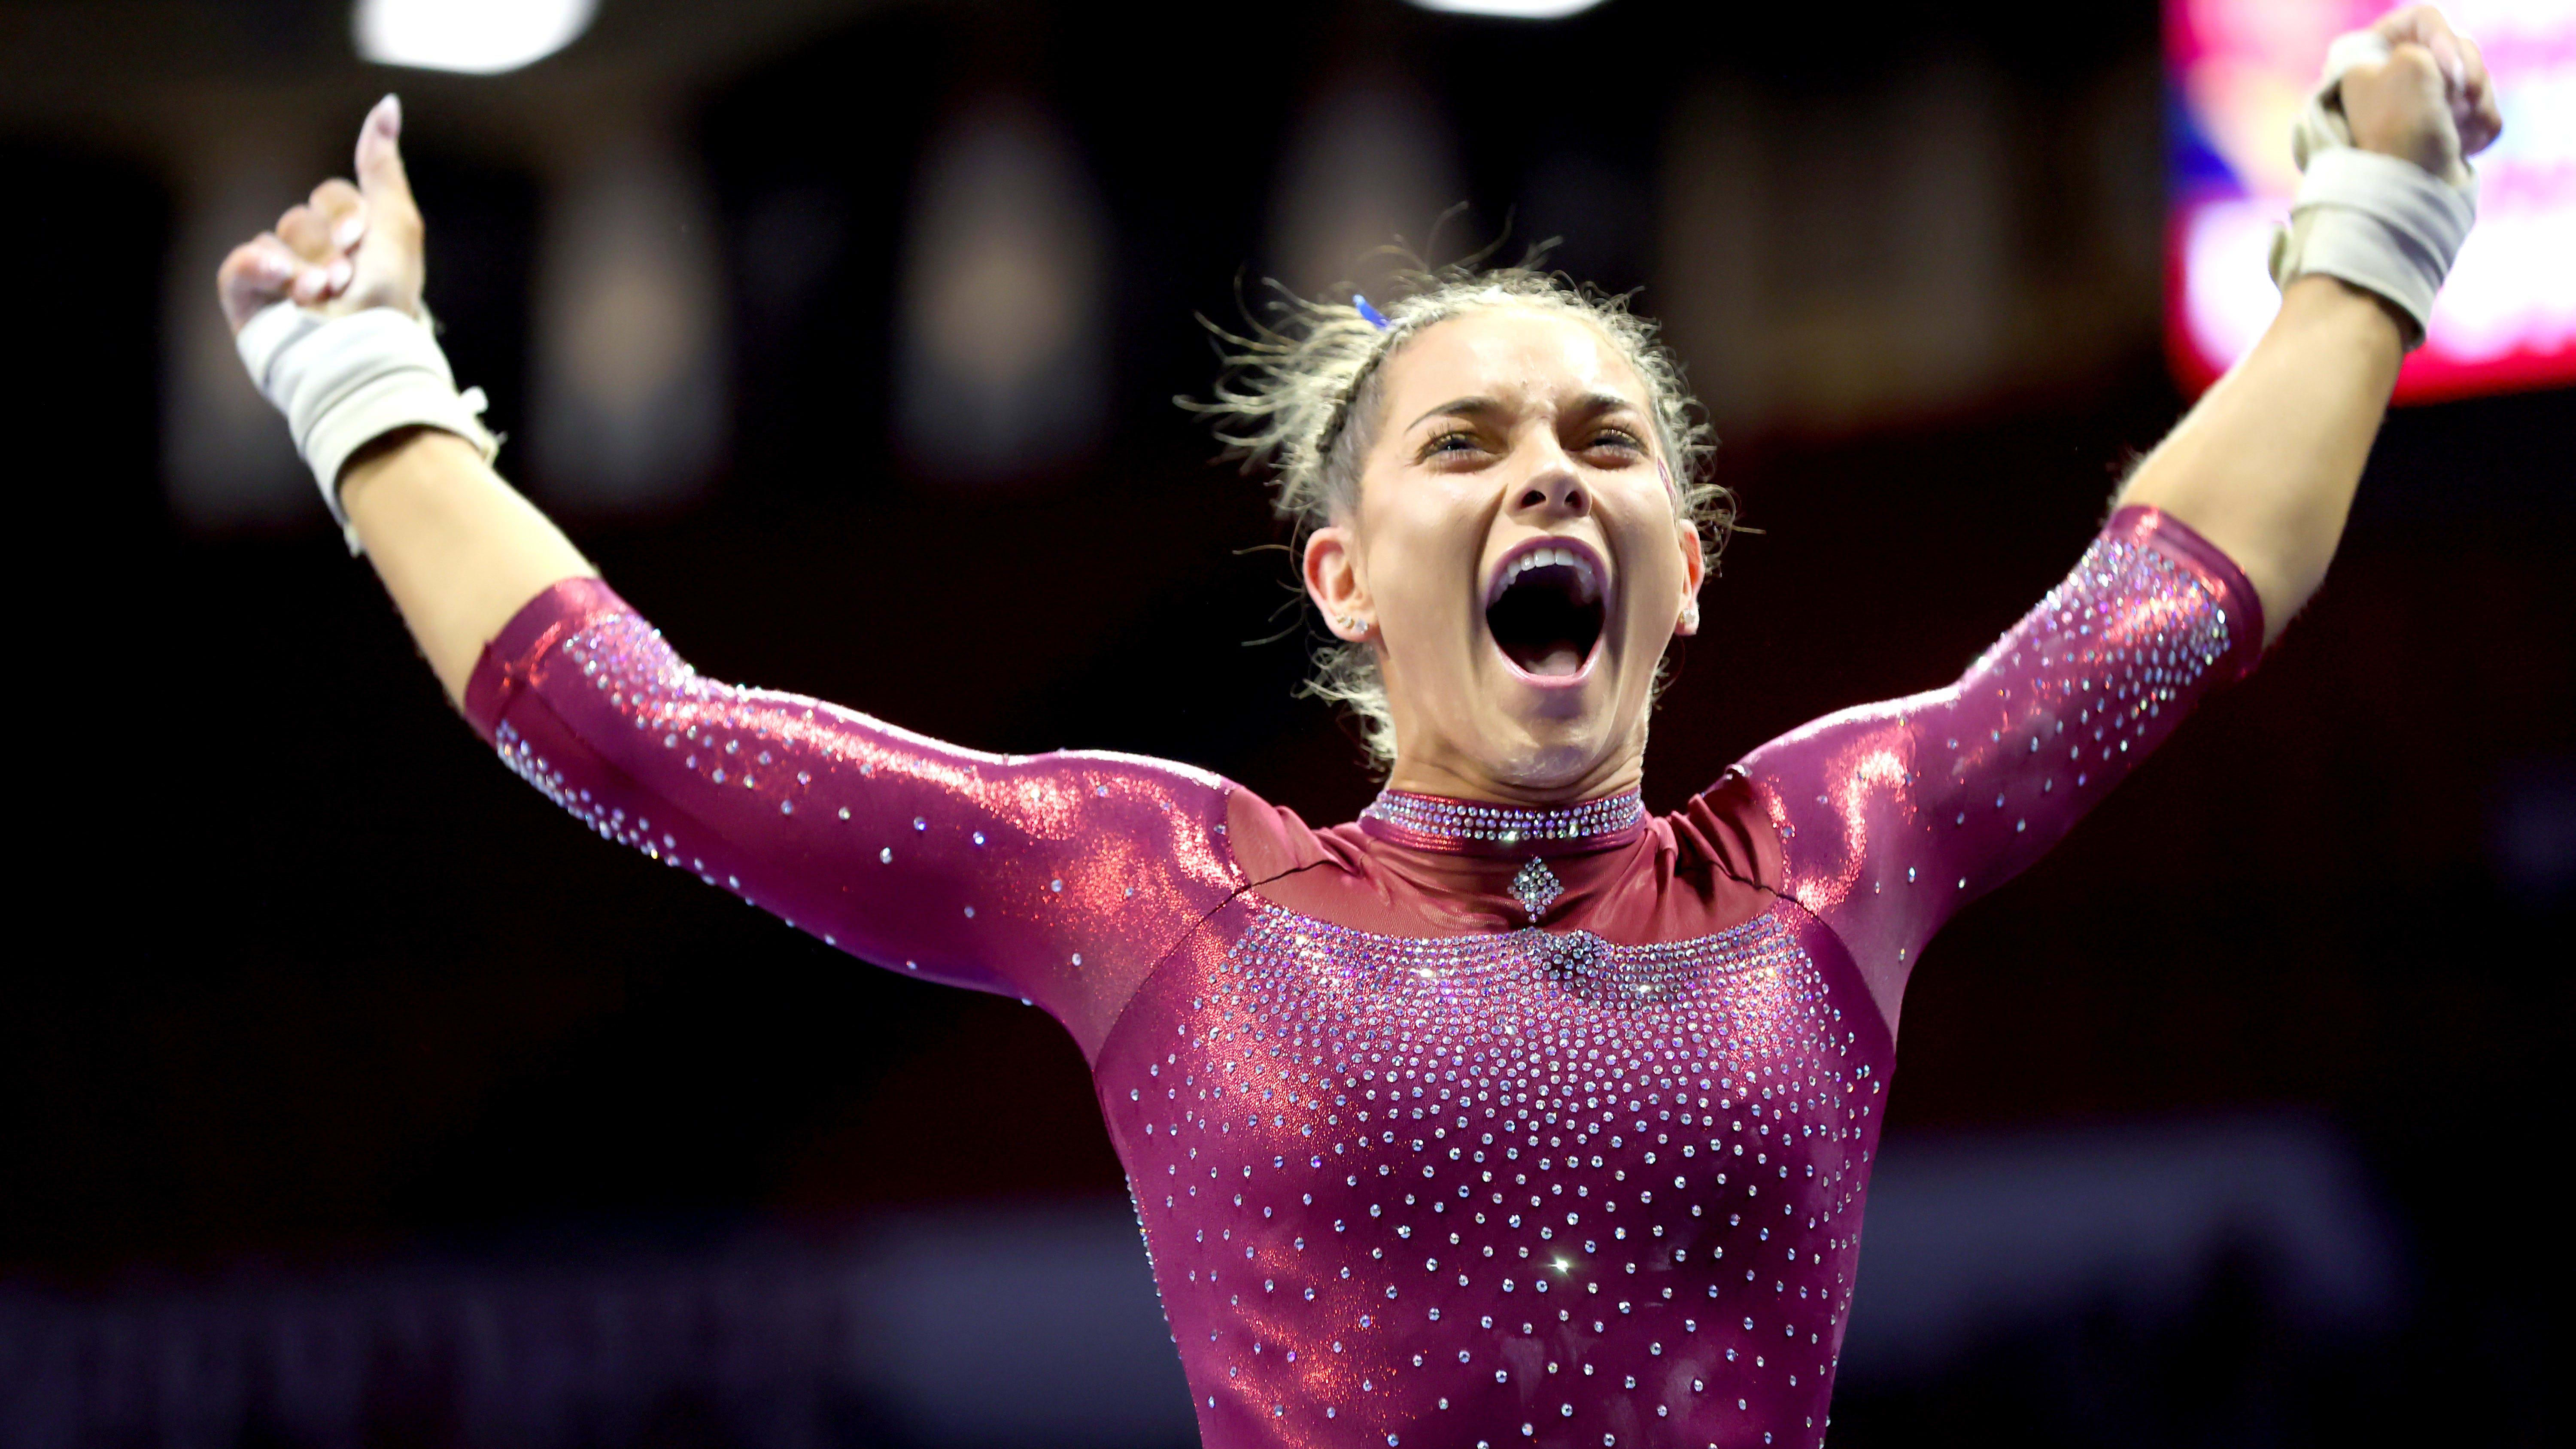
top-left (1407, 391), bottom-right (1645, 431)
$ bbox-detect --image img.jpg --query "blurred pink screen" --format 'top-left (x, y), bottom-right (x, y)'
top-left (2166, 0), bottom-right (2575, 401)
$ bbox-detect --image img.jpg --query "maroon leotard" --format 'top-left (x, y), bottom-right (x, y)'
top-left (462, 504), bottom-right (2260, 1449)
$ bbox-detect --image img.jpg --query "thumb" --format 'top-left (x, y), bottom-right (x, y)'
top-left (347, 93), bottom-right (427, 316)
top-left (355, 94), bottom-right (414, 213)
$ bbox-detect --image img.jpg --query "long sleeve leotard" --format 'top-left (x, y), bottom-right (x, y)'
top-left (462, 504), bottom-right (2260, 1449)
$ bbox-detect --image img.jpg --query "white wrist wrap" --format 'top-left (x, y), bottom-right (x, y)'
top-left (2267, 29), bottom-right (2477, 350)
top-left (235, 302), bottom-right (499, 552)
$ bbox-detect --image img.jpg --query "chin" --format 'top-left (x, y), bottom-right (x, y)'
top-left (1485, 715), bottom-right (1620, 790)
top-left (1452, 650), bottom-right (1647, 789)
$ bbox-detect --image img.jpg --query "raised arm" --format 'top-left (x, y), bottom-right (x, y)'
top-left (463, 579), bottom-right (1242, 1057)
top-left (1730, 8), bottom-right (2501, 1029)
top-left (1735, 507), bottom-right (2263, 1029)
top-left (216, 96), bottom-right (591, 703)
top-left (216, 99), bottom-right (1245, 1057)
top-left (2117, 6), bottom-right (2499, 643)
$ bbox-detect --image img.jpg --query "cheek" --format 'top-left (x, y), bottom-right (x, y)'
top-left (1617, 522), bottom-right (1688, 620)
top-left (1358, 500), bottom-right (1477, 615)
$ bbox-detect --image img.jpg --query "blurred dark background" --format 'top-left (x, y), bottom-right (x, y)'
top-left (1, 1), bottom-right (2566, 1446)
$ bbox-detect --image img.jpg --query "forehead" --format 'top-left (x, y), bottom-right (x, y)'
top-left (1379, 307), bottom-right (1650, 419)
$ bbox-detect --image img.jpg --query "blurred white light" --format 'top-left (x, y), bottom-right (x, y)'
top-left (897, 100), bottom-right (1109, 482)
top-left (353, 0), bottom-right (595, 75)
top-left (2181, 198), bottom-right (2282, 369)
top-left (531, 142), bottom-right (726, 510)
top-left (1408, 0), bottom-right (1611, 17)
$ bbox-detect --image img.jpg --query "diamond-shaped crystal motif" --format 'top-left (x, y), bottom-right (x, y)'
top-left (1509, 857), bottom-right (1564, 920)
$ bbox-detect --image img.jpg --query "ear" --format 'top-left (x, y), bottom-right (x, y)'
top-left (1303, 526), bottom-right (1374, 641)
top-left (1672, 517), bottom-right (1707, 637)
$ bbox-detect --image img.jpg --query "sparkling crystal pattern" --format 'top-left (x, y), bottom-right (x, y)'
top-left (1738, 504), bottom-right (2262, 1013)
top-left (461, 506), bottom-right (2263, 1449)
top-left (1363, 790), bottom-right (1647, 854)
top-left (1510, 858), bottom-right (1566, 920)
top-left (1101, 902), bottom-right (1888, 1449)
top-left (463, 577), bottom-right (1243, 1059)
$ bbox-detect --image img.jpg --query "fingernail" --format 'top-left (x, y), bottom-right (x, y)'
top-left (333, 214), bottom-right (366, 250)
top-left (326, 258), bottom-right (353, 293)
top-left (374, 94), bottom-right (402, 136)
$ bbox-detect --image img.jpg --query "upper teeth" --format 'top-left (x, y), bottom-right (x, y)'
top-left (1499, 546), bottom-right (1601, 601)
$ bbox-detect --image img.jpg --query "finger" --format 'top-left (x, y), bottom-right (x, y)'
top-left (217, 234), bottom-right (298, 334)
top-left (276, 203), bottom-right (331, 262)
top-left (2383, 44), bottom-right (2456, 129)
top-left (2377, 5), bottom-right (2469, 91)
top-left (2375, 43), bottom-right (2448, 104)
top-left (2427, 30), bottom-right (2466, 92)
top-left (274, 206), bottom-right (339, 303)
top-left (354, 95), bottom-right (416, 226)
top-left (2466, 89), bottom-right (2503, 156)
top-left (2371, 6), bottom-right (2428, 45)
top-left (2456, 31), bottom-right (2503, 155)
top-left (309, 178), bottom-right (368, 253)
top-left (291, 261), bottom-right (336, 306)
top-left (347, 93), bottom-right (427, 315)
top-left (2456, 29), bottom-right (2489, 98)
top-left (2372, 10), bottom-right (2492, 158)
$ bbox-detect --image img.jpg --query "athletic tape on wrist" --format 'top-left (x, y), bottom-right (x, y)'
top-left (2269, 28), bottom-right (2477, 350)
top-left (235, 302), bottom-right (500, 553)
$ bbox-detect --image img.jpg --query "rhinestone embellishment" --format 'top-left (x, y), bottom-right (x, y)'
top-left (1362, 790), bottom-right (1645, 849)
top-left (1509, 857), bottom-right (1564, 920)
top-left (1128, 902), bottom-right (1877, 1449)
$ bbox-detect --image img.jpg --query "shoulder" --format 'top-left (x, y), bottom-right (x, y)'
top-left (1015, 747), bottom-right (1245, 866)
top-left (1666, 769), bottom-right (1789, 896)
top-left (1221, 781), bottom-right (1353, 885)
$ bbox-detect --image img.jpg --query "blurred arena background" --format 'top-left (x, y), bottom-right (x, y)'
top-left (0, 1), bottom-right (2567, 1445)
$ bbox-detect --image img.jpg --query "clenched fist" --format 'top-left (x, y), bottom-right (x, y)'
top-left (216, 95), bottom-right (426, 336)
top-left (2341, 5), bottom-right (2505, 188)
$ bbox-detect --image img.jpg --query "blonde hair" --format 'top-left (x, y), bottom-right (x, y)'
top-left (1186, 259), bottom-right (1732, 769)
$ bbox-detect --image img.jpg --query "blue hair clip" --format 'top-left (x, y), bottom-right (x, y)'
top-left (1353, 294), bottom-right (1391, 331)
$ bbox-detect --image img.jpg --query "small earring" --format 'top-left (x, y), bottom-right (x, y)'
top-left (1337, 614), bottom-right (1371, 638)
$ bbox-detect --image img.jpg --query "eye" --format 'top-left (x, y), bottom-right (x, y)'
top-left (1587, 427), bottom-right (1647, 455)
top-left (1420, 428), bottom-right (1484, 458)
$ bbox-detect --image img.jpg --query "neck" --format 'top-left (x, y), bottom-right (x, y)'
top-left (1380, 750), bottom-right (1643, 809)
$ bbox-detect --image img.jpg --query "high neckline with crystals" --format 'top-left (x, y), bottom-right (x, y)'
top-left (1356, 787), bottom-right (1648, 858)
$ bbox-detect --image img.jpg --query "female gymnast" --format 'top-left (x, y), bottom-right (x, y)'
top-left (216, 8), bottom-right (2498, 1445)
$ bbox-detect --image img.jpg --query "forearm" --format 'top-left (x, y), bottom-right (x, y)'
top-left (340, 427), bottom-right (595, 704)
top-left (2117, 276), bottom-right (2403, 645)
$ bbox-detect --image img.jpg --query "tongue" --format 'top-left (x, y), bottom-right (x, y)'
top-left (1522, 644), bottom-right (1586, 677)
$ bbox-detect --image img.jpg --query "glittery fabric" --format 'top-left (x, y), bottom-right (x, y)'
top-left (1099, 897), bottom-right (1886, 1449)
top-left (462, 505), bottom-right (2260, 1447)
top-left (460, 577), bottom-right (1245, 1059)
top-left (1361, 791), bottom-right (1649, 854)
top-left (1735, 504), bottom-right (2263, 1019)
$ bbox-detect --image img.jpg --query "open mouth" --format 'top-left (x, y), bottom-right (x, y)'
top-left (1484, 541), bottom-right (1607, 679)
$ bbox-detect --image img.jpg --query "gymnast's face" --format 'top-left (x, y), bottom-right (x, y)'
top-left (1303, 307), bottom-right (1704, 801)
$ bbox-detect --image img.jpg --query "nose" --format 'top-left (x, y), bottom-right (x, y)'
top-left (1506, 441), bottom-right (1591, 522)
